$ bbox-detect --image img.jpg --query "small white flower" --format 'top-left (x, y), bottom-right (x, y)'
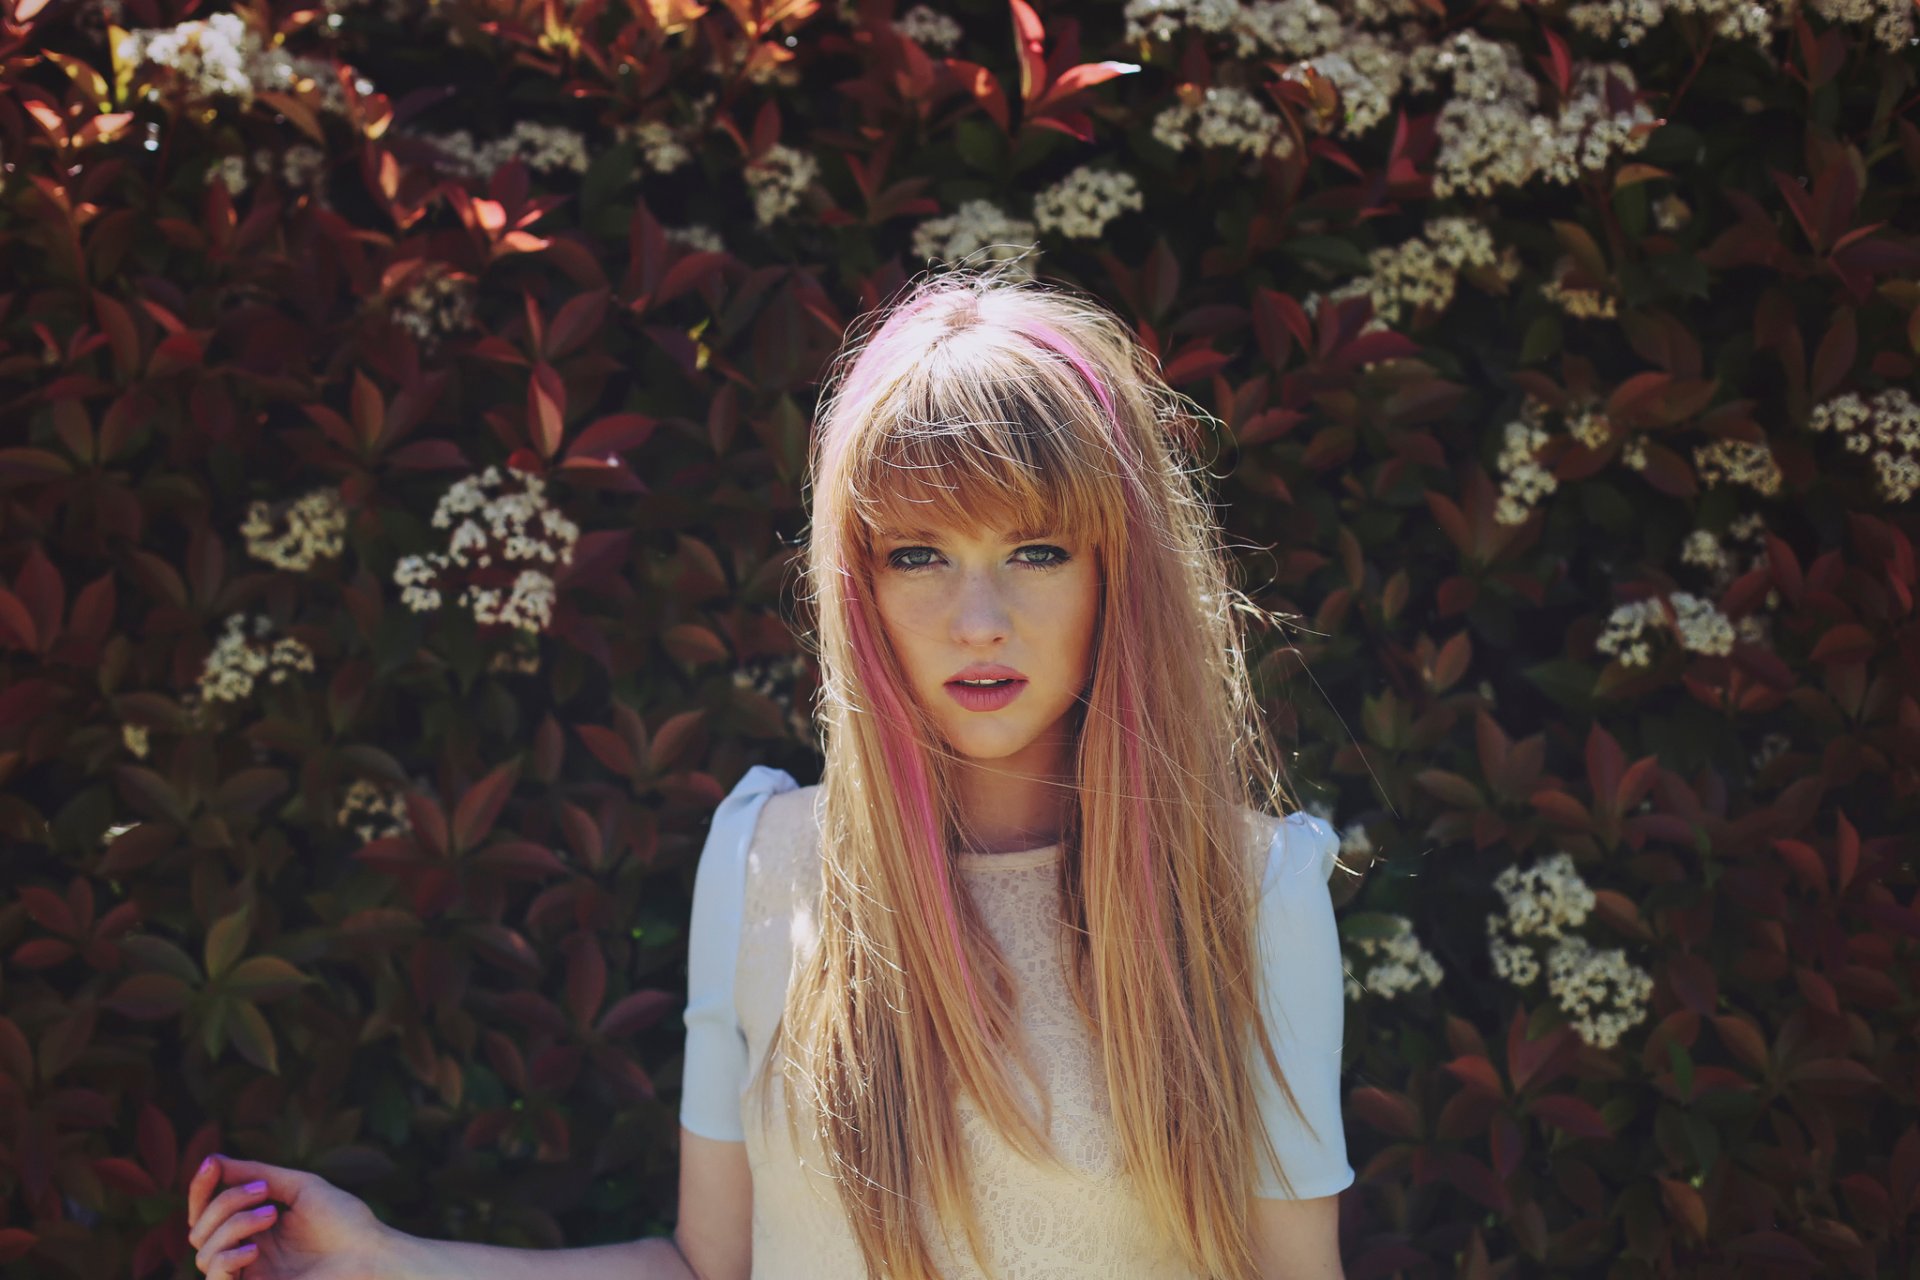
top-left (241, 488), bottom-right (349, 572)
top-left (1033, 167), bottom-right (1144, 241)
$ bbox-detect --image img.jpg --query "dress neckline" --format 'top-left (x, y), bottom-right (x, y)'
top-left (955, 844), bottom-right (1061, 871)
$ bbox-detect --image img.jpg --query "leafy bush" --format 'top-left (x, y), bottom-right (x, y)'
top-left (0, 0), bottom-right (1915, 1276)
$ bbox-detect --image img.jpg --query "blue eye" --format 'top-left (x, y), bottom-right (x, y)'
top-left (885, 545), bottom-right (1072, 572)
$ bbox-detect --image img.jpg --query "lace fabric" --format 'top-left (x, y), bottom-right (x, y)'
top-left (695, 777), bottom-right (1354, 1279)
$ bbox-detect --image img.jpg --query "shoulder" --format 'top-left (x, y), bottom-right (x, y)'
top-left (754, 782), bottom-right (820, 844)
top-left (1235, 805), bottom-right (1341, 897)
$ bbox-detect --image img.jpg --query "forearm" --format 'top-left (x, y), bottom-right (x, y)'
top-left (381, 1225), bottom-right (698, 1280)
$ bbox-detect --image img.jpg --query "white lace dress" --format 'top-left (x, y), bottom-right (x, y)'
top-left (680, 766), bottom-right (1356, 1279)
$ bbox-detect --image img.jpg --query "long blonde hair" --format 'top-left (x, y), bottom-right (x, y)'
top-left (759, 260), bottom-right (1328, 1279)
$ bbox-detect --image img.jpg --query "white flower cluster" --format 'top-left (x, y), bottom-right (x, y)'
top-left (1692, 438), bottom-right (1783, 497)
top-left (894, 4), bottom-right (965, 52)
top-left (116, 13), bottom-right (353, 114)
top-left (666, 224), bottom-right (726, 255)
top-left (337, 777), bottom-right (413, 843)
top-left (1123, 0), bottom-right (1345, 59)
top-left (910, 200), bottom-right (1040, 272)
top-left (1151, 85), bottom-right (1296, 162)
top-left (1808, 0), bottom-right (1918, 52)
top-left (615, 120), bottom-right (692, 174)
top-left (1595, 598), bottom-right (1664, 668)
top-left (212, 145), bottom-right (330, 199)
top-left (209, 156), bottom-right (248, 196)
top-left (1357, 216), bottom-right (1510, 327)
top-left (390, 267), bottom-right (478, 350)
top-left (241, 487), bottom-right (348, 572)
top-left (1344, 914), bottom-right (1444, 1002)
top-left (1429, 35), bottom-right (1657, 198)
top-left (1544, 935), bottom-right (1656, 1049)
top-left (1540, 256), bottom-right (1619, 320)
top-left (1563, 403), bottom-right (1613, 451)
top-left (197, 614), bottom-right (318, 705)
top-left (416, 121), bottom-right (591, 180)
top-left (744, 143), bottom-right (821, 226)
top-left (1293, 36), bottom-right (1415, 137)
top-left (1487, 852), bottom-right (1652, 1049)
top-left (1566, 0), bottom-right (1777, 46)
top-left (1808, 387), bottom-right (1920, 504)
top-left (122, 723), bottom-right (150, 759)
top-left (1652, 193), bottom-right (1692, 233)
top-left (1033, 167), bottom-right (1145, 240)
top-left (393, 466), bottom-right (580, 634)
top-left (1595, 591), bottom-right (1738, 667)
top-left (1494, 401), bottom-right (1558, 526)
top-left (1570, 0), bottom-right (1911, 54)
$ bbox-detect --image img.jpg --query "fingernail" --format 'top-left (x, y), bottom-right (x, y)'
top-left (254, 1205), bottom-right (275, 1218)
top-left (238, 1243), bottom-right (258, 1255)
top-left (198, 1156), bottom-right (215, 1175)
top-left (245, 1181), bottom-right (268, 1195)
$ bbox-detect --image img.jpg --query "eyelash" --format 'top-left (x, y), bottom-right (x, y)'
top-left (886, 545), bottom-right (1072, 573)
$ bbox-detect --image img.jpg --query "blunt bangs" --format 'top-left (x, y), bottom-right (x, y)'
top-left (841, 352), bottom-right (1126, 558)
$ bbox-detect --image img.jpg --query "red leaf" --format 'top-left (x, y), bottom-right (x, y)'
top-left (564, 933), bottom-right (605, 1027)
top-left (1009, 0), bottom-right (1049, 104)
top-left (1443, 1054), bottom-right (1505, 1098)
top-left (565, 413), bottom-right (657, 462)
top-left (451, 759), bottom-right (523, 853)
top-left (527, 363), bottom-right (566, 460)
top-left (1526, 1094), bottom-right (1611, 1140)
top-left (598, 989), bottom-right (675, 1039)
top-left (575, 723), bottom-right (638, 779)
top-left (93, 1156), bottom-right (158, 1197)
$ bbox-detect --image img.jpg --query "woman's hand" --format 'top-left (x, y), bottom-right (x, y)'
top-left (186, 1154), bottom-right (398, 1280)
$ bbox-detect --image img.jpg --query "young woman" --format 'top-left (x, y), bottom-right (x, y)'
top-left (185, 263), bottom-right (1353, 1280)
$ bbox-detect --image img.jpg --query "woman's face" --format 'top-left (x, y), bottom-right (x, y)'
top-left (869, 512), bottom-right (1099, 771)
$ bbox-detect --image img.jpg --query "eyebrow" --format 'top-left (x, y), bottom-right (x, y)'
top-left (875, 523), bottom-right (1058, 542)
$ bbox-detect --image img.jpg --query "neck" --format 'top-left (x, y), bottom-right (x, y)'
top-left (950, 724), bottom-right (1076, 855)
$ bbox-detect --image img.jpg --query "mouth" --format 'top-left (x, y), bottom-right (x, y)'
top-left (943, 677), bottom-right (1029, 711)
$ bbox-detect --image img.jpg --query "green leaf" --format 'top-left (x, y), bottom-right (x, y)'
top-left (1282, 236), bottom-right (1374, 276)
top-left (203, 903), bottom-right (252, 982)
top-left (953, 119), bottom-right (1002, 174)
top-left (222, 955), bottom-right (315, 1002)
top-left (226, 999), bottom-right (279, 1075)
top-left (119, 934), bottom-right (202, 984)
top-left (1519, 315), bottom-right (1562, 365)
top-left (1522, 660), bottom-right (1597, 714)
top-left (1667, 1036), bottom-right (1695, 1099)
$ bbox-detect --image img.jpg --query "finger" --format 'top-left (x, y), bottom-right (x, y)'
top-left (205, 1239), bottom-right (259, 1279)
top-left (189, 1180), bottom-right (273, 1250)
top-left (187, 1154), bottom-right (223, 1224)
top-left (196, 1203), bottom-right (276, 1274)
top-left (210, 1156), bottom-right (304, 1207)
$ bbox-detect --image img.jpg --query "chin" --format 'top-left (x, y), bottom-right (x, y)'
top-left (938, 723), bottom-right (1037, 761)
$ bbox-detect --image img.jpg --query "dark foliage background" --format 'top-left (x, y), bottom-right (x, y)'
top-left (1, 0), bottom-right (1916, 1275)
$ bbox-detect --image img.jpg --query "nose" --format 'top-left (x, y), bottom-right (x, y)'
top-left (949, 566), bottom-right (1011, 645)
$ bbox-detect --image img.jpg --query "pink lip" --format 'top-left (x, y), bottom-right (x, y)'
top-left (944, 675), bottom-right (1028, 711)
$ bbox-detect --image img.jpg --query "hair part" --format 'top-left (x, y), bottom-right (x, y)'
top-left (761, 259), bottom-right (1325, 1280)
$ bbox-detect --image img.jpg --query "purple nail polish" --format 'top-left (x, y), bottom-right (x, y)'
top-left (245, 1181), bottom-right (268, 1195)
top-left (255, 1205), bottom-right (276, 1218)
top-left (198, 1156), bottom-right (215, 1175)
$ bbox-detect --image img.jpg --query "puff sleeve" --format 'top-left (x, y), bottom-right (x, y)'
top-left (1249, 810), bottom-right (1357, 1199)
top-left (679, 764), bottom-right (798, 1142)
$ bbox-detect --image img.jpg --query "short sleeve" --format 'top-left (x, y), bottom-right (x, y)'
top-left (1249, 810), bottom-right (1357, 1199)
top-left (679, 764), bottom-right (797, 1142)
